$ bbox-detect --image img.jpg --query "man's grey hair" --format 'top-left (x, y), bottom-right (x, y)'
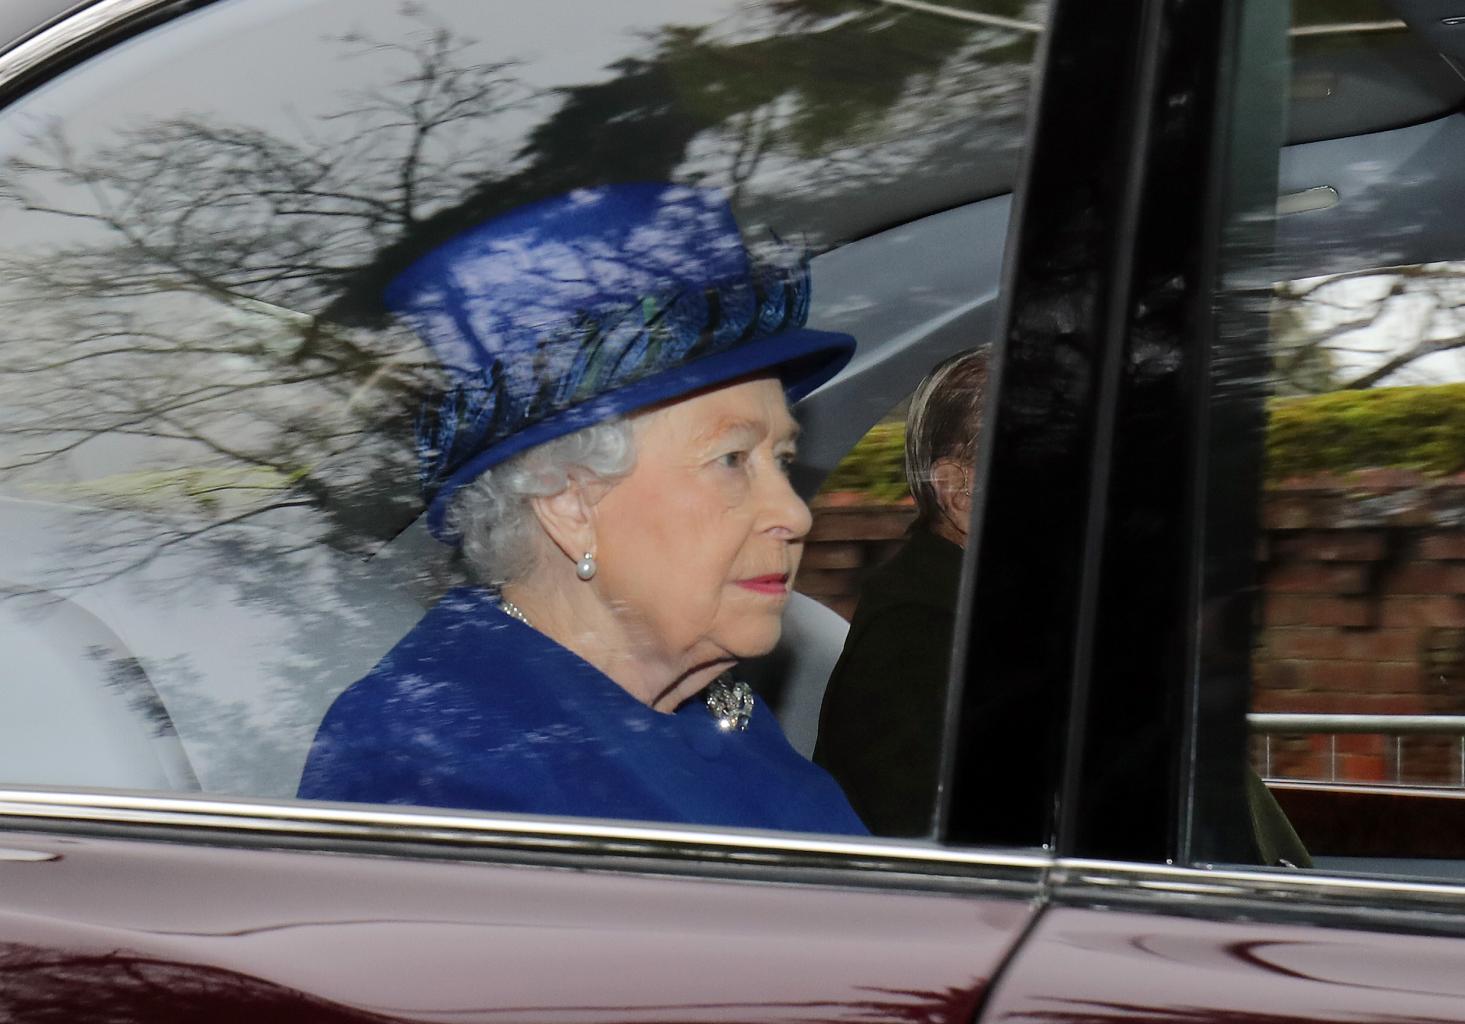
top-left (904, 347), bottom-right (990, 529)
top-left (449, 419), bottom-right (638, 585)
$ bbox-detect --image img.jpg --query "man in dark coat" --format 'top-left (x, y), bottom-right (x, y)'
top-left (815, 349), bottom-right (986, 836)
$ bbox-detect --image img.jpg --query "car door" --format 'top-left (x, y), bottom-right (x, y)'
top-left (0, 1), bottom-right (1055, 1020)
top-left (959, 1), bottom-right (1465, 1021)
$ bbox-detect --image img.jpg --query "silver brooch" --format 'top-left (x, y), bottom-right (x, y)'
top-left (705, 675), bottom-right (754, 732)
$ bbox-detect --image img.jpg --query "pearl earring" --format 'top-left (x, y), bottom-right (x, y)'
top-left (575, 552), bottom-right (597, 581)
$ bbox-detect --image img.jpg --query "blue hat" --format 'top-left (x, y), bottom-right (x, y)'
top-left (387, 182), bottom-right (856, 540)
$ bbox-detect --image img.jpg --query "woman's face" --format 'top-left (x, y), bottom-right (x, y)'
top-left (591, 375), bottom-right (811, 670)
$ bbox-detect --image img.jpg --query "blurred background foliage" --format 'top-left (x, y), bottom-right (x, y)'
top-left (823, 382), bottom-right (1465, 502)
top-left (1266, 383), bottom-right (1465, 481)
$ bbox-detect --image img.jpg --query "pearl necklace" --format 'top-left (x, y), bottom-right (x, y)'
top-left (499, 598), bottom-right (533, 628)
top-left (496, 597), bottom-right (753, 731)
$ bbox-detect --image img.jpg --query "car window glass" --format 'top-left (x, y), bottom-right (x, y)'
top-left (1198, 1), bottom-right (1465, 879)
top-left (775, 355), bottom-right (987, 839)
top-left (0, 0), bottom-right (1043, 840)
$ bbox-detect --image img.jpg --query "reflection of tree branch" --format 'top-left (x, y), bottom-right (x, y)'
top-left (34, 498), bottom-right (322, 598)
top-left (1342, 332), bottom-right (1465, 389)
top-left (729, 105), bottom-right (778, 205)
top-left (1273, 262), bottom-right (1465, 391)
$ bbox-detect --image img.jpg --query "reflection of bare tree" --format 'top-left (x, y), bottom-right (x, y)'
top-left (0, 943), bottom-right (397, 1023)
top-left (3, 17), bottom-right (530, 308)
top-left (0, 941), bottom-right (980, 1024)
top-left (0, 13), bottom-right (540, 557)
top-left (1272, 264), bottom-right (1465, 394)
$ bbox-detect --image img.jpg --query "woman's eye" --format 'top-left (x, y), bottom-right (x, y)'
top-left (776, 451), bottom-right (797, 475)
top-left (718, 450), bottom-right (749, 470)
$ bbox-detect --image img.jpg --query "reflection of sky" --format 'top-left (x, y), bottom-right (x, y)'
top-left (5, 0), bottom-right (736, 134)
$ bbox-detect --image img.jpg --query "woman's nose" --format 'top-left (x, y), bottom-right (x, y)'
top-left (762, 461), bottom-right (813, 540)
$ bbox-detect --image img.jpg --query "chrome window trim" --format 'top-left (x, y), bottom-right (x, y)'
top-left (1053, 857), bottom-right (1465, 912)
top-left (0, 787), bottom-right (1053, 876)
top-left (0, 0), bottom-right (192, 90)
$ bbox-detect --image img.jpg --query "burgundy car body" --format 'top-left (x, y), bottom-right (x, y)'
top-left (0, 821), bottom-right (1039, 1023)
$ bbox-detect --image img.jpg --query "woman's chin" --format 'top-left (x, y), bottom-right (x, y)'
top-left (722, 616), bottom-right (785, 660)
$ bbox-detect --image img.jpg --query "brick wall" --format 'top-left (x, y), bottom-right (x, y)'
top-left (1255, 475), bottom-right (1465, 785)
top-left (796, 498), bottom-right (915, 620)
top-left (799, 478), bottom-right (1465, 786)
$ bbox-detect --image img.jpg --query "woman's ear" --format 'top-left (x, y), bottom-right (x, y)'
top-left (529, 478), bottom-right (600, 566)
top-left (930, 456), bottom-right (972, 529)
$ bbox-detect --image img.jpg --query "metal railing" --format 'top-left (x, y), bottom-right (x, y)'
top-left (1249, 714), bottom-right (1465, 788)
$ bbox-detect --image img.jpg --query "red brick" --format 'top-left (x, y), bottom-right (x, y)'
top-left (1351, 468), bottom-right (1430, 490)
top-left (1341, 693), bottom-right (1430, 715)
top-left (1250, 689), bottom-right (1312, 712)
top-left (1372, 661), bottom-right (1423, 694)
top-left (1266, 563), bottom-right (1369, 594)
top-left (1262, 626), bottom-right (1417, 661)
top-left (1271, 531), bottom-right (1386, 563)
top-left (1262, 595), bottom-right (1310, 627)
top-left (800, 542), bottom-right (864, 570)
top-left (1255, 692), bottom-right (1424, 715)
top-left (1336, 752), bottom-right (1388, 783)
top-left (1297, 660), bottom-right (1375, 693)
top-left (1336, 733), bottom-right (1386, 755)
top-left (1253, 662), bottom-right (1303, 691)
top-left (1262, 595), bottom-right (1374, 628)
top-left (1265, 627), bottom-right (1337, 660)
top-left (1309, 596), bottom-right (1375, 628)
top-left (1386, 564), bottom-right (1465, 595)
top-left (1417, 532), bottom-right (1465, 560)
top-left (1344, 629), bottom-right (1419, 661)
top-left (1268, 475), bottom-right (1347, 493)
top-left (810, 507), bottom-right (912, 541)
top-left (1380, 595), bottom-right (1465, 628)
top-left (1265, 737), bottom-right (1330, 780)
top-left (1397, 736), bottom-right (1465, 786)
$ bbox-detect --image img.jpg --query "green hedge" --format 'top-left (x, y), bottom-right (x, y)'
top-left (823, 383), bottom-right (1465, 499)
top-left (1266, 383), bottom-right (1465, 481)
top-left (820, 421), bottom-right (910, 501)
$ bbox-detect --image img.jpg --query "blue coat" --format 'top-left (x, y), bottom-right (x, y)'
top-left (299, 588), bottom-right (867, 835)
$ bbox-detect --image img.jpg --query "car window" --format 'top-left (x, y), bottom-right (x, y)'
top-left (779, 351), bottom-right (989, 838)
top-left (1195, 1), bottom-right (1465, 879)
top-left (0, 0), bottom-right (1044, 842)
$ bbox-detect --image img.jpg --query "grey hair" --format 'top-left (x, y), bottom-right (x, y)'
top-left (904, 347), bottom-right (990, 529)
top-left (449, 419), bottom-right (638, 585)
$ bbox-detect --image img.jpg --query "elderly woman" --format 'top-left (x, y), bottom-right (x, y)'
top-left (298, 183), bottom-right (866, 835)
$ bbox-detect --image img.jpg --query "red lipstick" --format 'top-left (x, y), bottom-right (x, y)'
top-left (737, 574), bottom-right (789, 595)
